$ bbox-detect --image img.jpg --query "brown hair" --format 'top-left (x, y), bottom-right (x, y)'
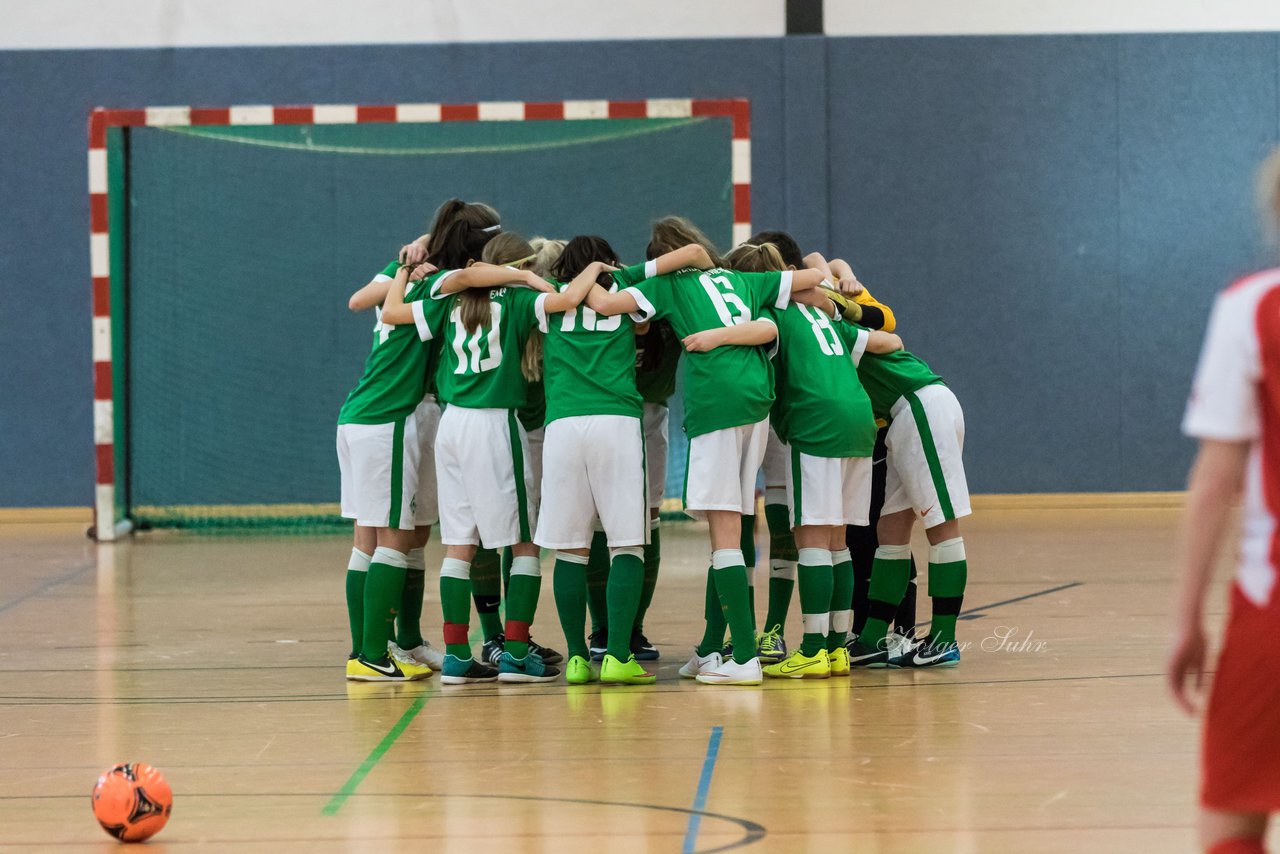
top-left (451, 232), bottom-right (534, 335)
top-left (1259, 147), bottom-right (1280, 240)
top-left (724, 242), bottom-right (785, 274)
top-left (425, 199), bottom-right (500, 270)
top-left (646, 215), bottom-right (724, 267)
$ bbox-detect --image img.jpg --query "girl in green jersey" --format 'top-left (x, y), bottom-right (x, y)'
top-left (382, 223), bottom-right (605, 685)
top-left (585, 216), bottom-right (829, 686)
top-left (338, 199), bottom-right (502, 683)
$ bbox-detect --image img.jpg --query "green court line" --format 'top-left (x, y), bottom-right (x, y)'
top-left (321, 695), bottom-right (427, 816)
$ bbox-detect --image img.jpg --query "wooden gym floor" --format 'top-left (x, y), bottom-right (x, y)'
top-left (0, 507), bottom-right (1229, 852)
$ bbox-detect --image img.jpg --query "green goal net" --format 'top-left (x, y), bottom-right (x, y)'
top-left (110, 116), bottom-right (732, 529)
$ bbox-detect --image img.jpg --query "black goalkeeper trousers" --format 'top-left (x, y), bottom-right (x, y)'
top-left (846, 426), bottom-right (918, 636)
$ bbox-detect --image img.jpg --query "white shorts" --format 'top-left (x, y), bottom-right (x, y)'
top-left (535, 415), bottom-right (648, 549)
top-left (882, 383), bottom-right (971, 529)
top-left (337, 415), bottom-right (421, 531)
top-left (684, 418), bottom-right (770, 517)
top-left (786, 450), bottom-right (873, 528)
top-left (643, 402), bottom-right (669, 511)
top-left (762, 425), bottom-right (789, 506)
top-left (412, 395), bottom-right (441, 526)
top-left (525, 424), bottom-right (545, 510)
top-left (434, 406), bottom-right (537, 548)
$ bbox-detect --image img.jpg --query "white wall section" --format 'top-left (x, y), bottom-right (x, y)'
top-left (826, 0), bottom-right (1280, 37)
top-left (0, 0), bottom-right (785, 50)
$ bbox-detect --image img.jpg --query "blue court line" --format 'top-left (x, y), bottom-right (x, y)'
top-left (682, 725), bottom-right (724, 854)
top-left (0, 563), bottom-right (93, 618)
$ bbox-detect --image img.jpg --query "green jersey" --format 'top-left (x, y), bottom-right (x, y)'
top-left (338, 272), bottom-right (446, 425)
top-left (517, 379), bottom-right (546, 432)
top-left (430, 274), bottom-right (542, 410)
top-left (856, 345), bottom-right (945, 422)
top-left (634, 320), bottom-right (681, 405)
top-left (619, 262), bottom-right (792, 438)
top-left (540, 279), bottom-right (642, 426)
top-left (370, 259), bottom-right (440, 395)
top-left (768, 304), bottom-right (877, 458)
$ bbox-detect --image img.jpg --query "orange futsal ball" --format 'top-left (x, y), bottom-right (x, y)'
top-left (91, 763), bottom-right (172, 843)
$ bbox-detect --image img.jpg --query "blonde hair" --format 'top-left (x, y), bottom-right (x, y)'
top-left (529, 237), bottom-right (567, 279)
top-left (724, 242), bottom-right (785, 274)
top-left (648, 215), bottom-right (724, 267)
top-left (454, 233), bottom-right (535, 335)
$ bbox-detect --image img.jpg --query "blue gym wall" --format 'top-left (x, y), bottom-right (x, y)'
top-left (2, 33), bottom-right (1277, 506)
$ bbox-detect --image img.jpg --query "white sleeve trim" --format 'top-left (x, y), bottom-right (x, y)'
top-left (373, 273), bottom-right (393, 283)
top-left (535, 293), bottom-right (550, 333)
top-left (411, 300), bottom-right (433, 342)
top-left (428, 268), bottom-right (460, 299)
top-left (624, 286), bottom-right (657, 322)
top-left (774, 270), bottom-right (793, 309)
top-left (644, 259), bottom-right (658, 280)
top-left (849, 327), bottom-right (869, 367)
top-left (1182, 288), bottom-right (1263, 441)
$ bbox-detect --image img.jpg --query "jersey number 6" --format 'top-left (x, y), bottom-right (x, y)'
top-left (698, 273), bottom-right (752, 327)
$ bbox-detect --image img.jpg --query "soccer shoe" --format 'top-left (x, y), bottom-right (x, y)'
top-left (600, 654), bottom-right (657, 685)
top-left (763, 649), bottom-right (830, 680)
top-left (695, 655), bottom-right (763, 686)
top-left (679, 650), bottom-right (722, 679)
top-left (845, 638), bottom-right (892, 669)
top-left (497, 651), bottom-right (561, 683)
top-left (755, 625), bottom-right (788, 664)
top-left (389, 640), bottom-right (444, 671)
top-left (589, 628), bottom-right (608, 662)
top-left (564, 655), bottom-right (597, 685)
top-left (827, 646), bottom-right (851, 677)
top-left (888, 638), bottom-right (961, 669)
top-left (346, 654), bottom-right (432, 682)
top-left (886, 631), bottom-right (916, 660)
top-left (631, 627), bottom-right (660, 661)
top-left (529, 637), bottom-right (564, 666)
top-left (481, 633), bottom-right (506, 666)
top-left (439, 654), bottom-right (498, 685)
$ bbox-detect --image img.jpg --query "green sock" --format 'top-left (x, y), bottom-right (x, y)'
top-left (471, 547), bottom-right (503, 640)
top-left (360, 547), bottom-right (408, 661)
top-left (396, 548), bottom-right (426, 650)
top-left (741, 515), bottom-right (757, 632)
top-left (501, 547), bottom-right (513, 595)
top-left (927, 538), bottom-right (968, 644)
top-left (827, 548), bottom-right (855, 651)
top-left (796, 548), bottom-right (834, 656)
top-left (606, 550), bottom-right (644, 660)
top-left (440, 557), bottom-right (473, 660)
top-left (552, 554), bottom-right (590, 660)
top-left (504, 555), bottom-right (542, 660)
top-left (712, 549), bottom-right (756, 665)
top-left (763, 503), bottom-right (797, 632)
top-left (585, 530), bottom-right (610, 635)
top-left (635, 525), bottom-right (660, 630)
top-left (859, 544), bottom-right (912, 648)
top-left (696, 567), bottom-right (726, 656)
top-left (345, 548), bottom-right (371, 658)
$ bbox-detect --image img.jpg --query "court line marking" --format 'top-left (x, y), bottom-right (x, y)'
top-left (959, 581), bottom-right (1084, 620)
top-left (0, 562), bottom-right (93, 617)
top-left (0, 669), bottom-right (1178, 707)
top-left (321, 694), bottom-right (426, 816)
top-left (683, 725), bottom-right (724, 854)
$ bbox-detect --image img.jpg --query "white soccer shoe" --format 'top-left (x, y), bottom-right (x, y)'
top-left (679, 650), bottom-right (722, 679)
top-left (695, 655), bottom-right (763, 686)
top-left (389, 640), bottom-right (446, 671)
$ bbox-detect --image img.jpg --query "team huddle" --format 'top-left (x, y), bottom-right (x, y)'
top-left (336, 198), bottom-right (972, 687)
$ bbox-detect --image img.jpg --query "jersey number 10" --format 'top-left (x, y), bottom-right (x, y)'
top-left (450, 303), bottom-right (504, 374)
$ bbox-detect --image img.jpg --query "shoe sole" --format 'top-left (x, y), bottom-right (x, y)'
top-left (346, 673), bottom-right (430, 682)
top-left (632, 650), bottom-right (660, 661)
top-left (497, 673), bottom-right (559, 683)
top-left (439, 674), bottom-right (498, 684)
top-left (694, 675), bottom-right (762, 685)
top-left (764, 670), bottom-right (830, 679)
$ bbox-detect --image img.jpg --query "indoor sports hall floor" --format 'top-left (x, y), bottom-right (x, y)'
top-left (0, 506), bottom-right (1223, 852)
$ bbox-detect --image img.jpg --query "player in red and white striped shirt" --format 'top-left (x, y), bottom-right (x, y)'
top-left (1170, 151), bottom-right (1280, 854)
